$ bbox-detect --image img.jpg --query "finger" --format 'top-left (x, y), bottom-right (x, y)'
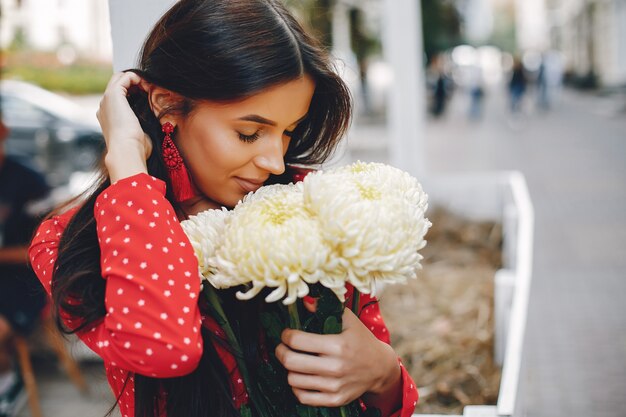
top-left (104, 72), bottom-right (143, 98)
top-left (121, 71), bottom-right (149, 94)
top-left (116, 72), bottom-right (145, 94)
top-left (341, 307), bottom-right (360, 330)
top-left (287, 372), bottom-right (342, 393)
top-left (275, 343), bottom-right (340, 376)
top-left (292, 388), bottom-right (349, 408)
top-left (137, 79), bottom-right (151, 93)
top-left (280, 328), bottom-right (344, 356)
top-left (103, 71), bottom-right (128, 91)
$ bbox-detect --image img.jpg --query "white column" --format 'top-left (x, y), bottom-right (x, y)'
top-left (330, 0), bottom-right (359, 96)
top-left (515, 0), bottom-right (549, 51)
top-left (107, 0), bottom-right (176, 71)
top-left (383, 0), bottom-right (426, 178)
top-left (332, 1), bottom-right (352, 56)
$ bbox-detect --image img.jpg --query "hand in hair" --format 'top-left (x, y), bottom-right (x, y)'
top-left (275, 307), bottom-right (402, 414)
top-left (97, 72), bottom-right (153, 183)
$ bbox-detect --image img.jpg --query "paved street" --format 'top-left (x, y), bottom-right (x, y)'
top-left (15, 86), bottom-right (626, 417)
top-left (15, 358), bottom-right (112, 417)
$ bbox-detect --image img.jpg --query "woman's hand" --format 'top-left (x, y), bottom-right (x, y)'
top-left (275, 307), bottom-right (402, 410)
top-left (97, 71), bottom-right (153, 182)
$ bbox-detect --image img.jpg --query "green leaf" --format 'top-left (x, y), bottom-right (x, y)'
top-left (261, 311), bottom-right (285, 346)
top-left (317, 288), bottom-right (343, 316)
top-left (296, 404), bottom-right (317, 417)
top-left (239, 404), bottom-right (252, 417)
top-left (320, 407), bottom-right (333, 417)
top-left (323, 316), bottom-right (342, 335)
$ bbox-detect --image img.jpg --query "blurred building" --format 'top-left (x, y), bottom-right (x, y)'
top-left (514, 0), bottom-right (549, 51)
top-left (546, 0), bottom-right (626, 88)
top-left (0, 0), bottom-right (112, 62)
top-left (461, 0), bottom-right (494, 44)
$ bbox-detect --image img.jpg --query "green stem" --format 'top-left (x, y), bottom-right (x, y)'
top-left (351, 288), bottom-right (361, 316)
top-left (203, 285), bottom-right (270, 416)
top-left (203, 286), bottom-right (242, 354)
top-left (288, 302), bottom-right (302, 330)
top-left (347, 290), bottom-right (361, 417)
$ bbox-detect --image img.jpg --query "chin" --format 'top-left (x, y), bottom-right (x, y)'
top-left (222, 193), bottom-right (245, 209)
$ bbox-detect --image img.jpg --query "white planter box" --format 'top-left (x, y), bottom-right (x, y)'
top-left (410, 171), bottom-right (534, 417)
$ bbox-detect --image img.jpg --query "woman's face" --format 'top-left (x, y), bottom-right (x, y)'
top-left (171, 75), bottom-right (315, 210)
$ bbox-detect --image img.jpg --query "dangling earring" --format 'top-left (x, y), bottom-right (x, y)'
top-left (161, 122), bottom-right (197, 202)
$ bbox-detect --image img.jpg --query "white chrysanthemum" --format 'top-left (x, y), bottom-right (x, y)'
top-left (180, 208), bottom-right (233, 288)
top-left (213, 183), bottom-right (334, 305)
top-left (330, 161), bottom-right (429, 211)
top-left (303, 162), bottom-right (431, 295)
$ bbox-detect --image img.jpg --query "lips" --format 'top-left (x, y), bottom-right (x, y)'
top-left (234, 177), bottom-right (266, 193)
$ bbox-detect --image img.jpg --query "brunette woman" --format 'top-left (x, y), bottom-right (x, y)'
top-left (29, 1), bottom-right (418, 416)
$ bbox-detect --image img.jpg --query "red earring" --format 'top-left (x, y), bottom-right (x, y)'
top-left (161, 122), bottom-right (197, 202)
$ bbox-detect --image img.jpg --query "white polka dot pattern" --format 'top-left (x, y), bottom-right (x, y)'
top-left (29, 172), bottom-right (419, 416)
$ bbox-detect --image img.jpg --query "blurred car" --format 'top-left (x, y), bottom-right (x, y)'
top-left (0, 79), bottom-right (104, 187)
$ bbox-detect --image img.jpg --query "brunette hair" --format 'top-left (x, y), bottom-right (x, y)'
top-left (51, 1), bottom-right (352, 417)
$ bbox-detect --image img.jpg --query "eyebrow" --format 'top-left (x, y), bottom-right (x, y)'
top-left (238, 113), bottom-right (308, 127)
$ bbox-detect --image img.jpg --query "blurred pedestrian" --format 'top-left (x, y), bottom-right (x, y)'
top-left (467, 64), bottom-right (485, 120)
top-left (536, 57), bottom-right (549, 110)
top-left (508, 56), bottom-right (527, 114)
top-left (536, 51), bottom-right (563, 111)
top-left (0, 115), bottom-right (50, 417)
top-left (428, 54), bottom-right (451, 118)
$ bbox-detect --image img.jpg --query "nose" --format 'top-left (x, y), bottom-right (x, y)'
top-left (253, 134), bottom-right (286, 175)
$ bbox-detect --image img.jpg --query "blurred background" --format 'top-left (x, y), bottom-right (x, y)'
top-left (0, 0), bottom-right (624, 417)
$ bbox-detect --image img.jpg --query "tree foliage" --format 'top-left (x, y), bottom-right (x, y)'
top-left (421, 0), bottom-right (461, 63)
top-left (283, 0), bottom-right (335, 48)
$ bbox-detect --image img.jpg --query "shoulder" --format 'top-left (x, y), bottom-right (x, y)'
top-left (37, 206), bottom-right (80, 238)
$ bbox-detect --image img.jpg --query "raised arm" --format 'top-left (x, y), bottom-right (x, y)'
top-left (29, 174), bottom-right (204, 377)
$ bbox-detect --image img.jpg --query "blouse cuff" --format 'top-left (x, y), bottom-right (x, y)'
top-left (106, 173), bottom-right (166, 197)
top-left (387, 358), bottom-right (419, 417)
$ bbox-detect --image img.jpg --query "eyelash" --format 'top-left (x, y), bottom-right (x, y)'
top-left (237, 130), bottom-right (295, 143)
top-left (238, 131), bottom-right (260, 143)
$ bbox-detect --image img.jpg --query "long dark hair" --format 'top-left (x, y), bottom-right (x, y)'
top-left (51, 1), bottom-right (352, 417)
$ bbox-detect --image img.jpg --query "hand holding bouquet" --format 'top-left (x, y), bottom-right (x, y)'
top-left (181, 162), bottom-right (431, 417)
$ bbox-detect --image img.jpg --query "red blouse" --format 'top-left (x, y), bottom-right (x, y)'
top-left (29, 173), bottom-right (418, 417)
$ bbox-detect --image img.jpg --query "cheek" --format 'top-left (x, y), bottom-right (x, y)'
top-left (185, 127), bottom-right (251, 176)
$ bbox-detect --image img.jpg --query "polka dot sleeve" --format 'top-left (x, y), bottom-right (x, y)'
top-left (30, 208), bottom-right (74, 296)
top-left (347, 286), bottom-right (419, 417)
top-left (31, 173), bottom-right (204, 378)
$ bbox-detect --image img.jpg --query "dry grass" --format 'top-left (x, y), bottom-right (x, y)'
top-left (380, 207), bottom-right (503, 414)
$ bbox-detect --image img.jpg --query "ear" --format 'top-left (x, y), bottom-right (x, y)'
top-left (147, 85), bottom-right (182, 123)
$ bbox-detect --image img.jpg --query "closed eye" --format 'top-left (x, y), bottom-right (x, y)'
top-left (238, 131), bottom-right (260, 143)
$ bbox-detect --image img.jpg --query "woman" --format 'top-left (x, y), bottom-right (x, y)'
top-left (29, 1), bottom-right (418, 416)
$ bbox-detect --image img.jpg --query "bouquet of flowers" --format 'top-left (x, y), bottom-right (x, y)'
top-left (181, 161), bottom-right (431, 417)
